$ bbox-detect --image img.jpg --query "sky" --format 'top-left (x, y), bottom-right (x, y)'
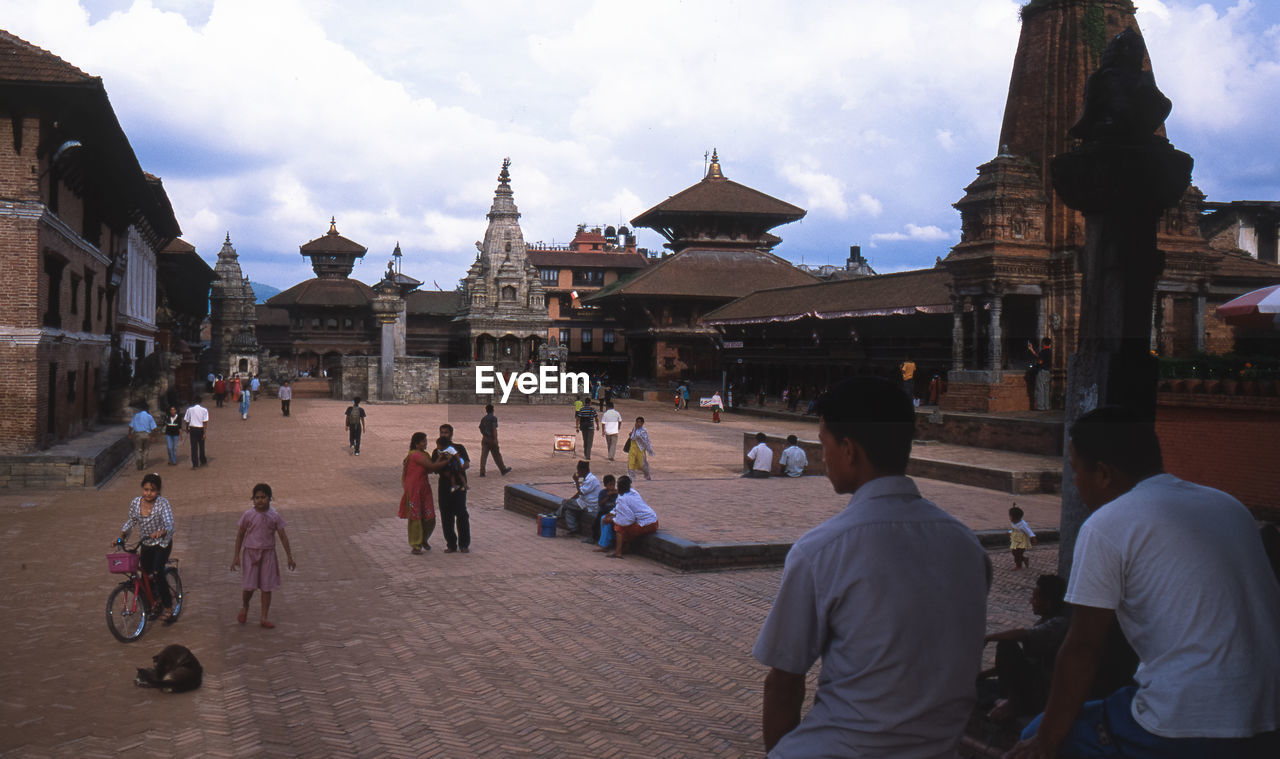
top-left (3, 0), bottom-right (1279, 292)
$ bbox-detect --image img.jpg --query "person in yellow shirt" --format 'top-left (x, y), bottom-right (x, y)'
top-left (900, 358), bottom-right (917, 400)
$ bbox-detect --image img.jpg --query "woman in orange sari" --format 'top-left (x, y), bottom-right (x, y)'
top-left (400, 432), bottom-right (447, 554)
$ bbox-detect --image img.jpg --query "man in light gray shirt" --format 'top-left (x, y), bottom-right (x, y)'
top-left (753, 377), bottom-right (989, 758)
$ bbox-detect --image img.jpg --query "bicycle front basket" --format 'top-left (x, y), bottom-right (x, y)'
top-left (107, 552), bottom-right (139, 573)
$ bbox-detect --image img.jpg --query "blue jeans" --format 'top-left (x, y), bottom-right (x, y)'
top-left (1022, 686), bottom-right (1280, 758)
top-left (165, 434), bottom-right (179, 464)
top-left (239, 395), bottom-right (250, 416)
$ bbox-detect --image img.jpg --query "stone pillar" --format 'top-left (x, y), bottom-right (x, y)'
top-left (1194, 290), bottom-right (1206, 353)
top-left (987, 293), bottom-right (1003, 372)
top-left (951, 295), bottom-right (965, 372)
top-left (1035, 295), bottom-right (1047, 343)
top-left (1051, 139), bottom-right (1192, 578)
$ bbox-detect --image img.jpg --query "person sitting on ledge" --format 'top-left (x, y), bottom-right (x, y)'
top-left (597, 475), bottom-right (657, 559)
top-left (778, 435), bottom-right (808, 478)
top-left (982, 574), bottom-right (1069, 722)
top-left (744, 432), bottom-right (773, 478)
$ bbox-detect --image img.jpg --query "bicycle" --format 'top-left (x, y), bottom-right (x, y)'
top-left (105, 540), bottom-right (183, 643)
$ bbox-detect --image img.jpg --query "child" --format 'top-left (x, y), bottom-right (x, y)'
top-left (230, 483), bottom-right (296, 628)
top-left (590, 474), bottom-right (618, 546)
top-left (436, 436), bottom-right (469, 493)
top-left (1008, 504), bottom-right (1036, 569)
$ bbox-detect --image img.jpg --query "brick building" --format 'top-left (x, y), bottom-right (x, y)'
top-left (0, 30), bottom-right (180, 453)
top-left (527, 224), bottom-right (649, 378)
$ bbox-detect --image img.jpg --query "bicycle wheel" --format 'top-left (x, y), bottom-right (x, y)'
top-left (163, 568), bottom-right (184, 622)
top-left (106, 581), bottom-right (148, 642)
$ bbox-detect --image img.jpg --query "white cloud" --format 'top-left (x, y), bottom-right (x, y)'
top-left (1, 0), bottom-right (1275, 287)
top-left (870, 224), bottom-right (954, 244)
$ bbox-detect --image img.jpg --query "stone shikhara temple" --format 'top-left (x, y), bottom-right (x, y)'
top-left (456, 158), bottom-right (551, 370)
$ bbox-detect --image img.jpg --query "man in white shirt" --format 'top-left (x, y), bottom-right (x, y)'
top-left (778, 435), bottom-right (808, 477)
top-left (754, 377), bottom-right (989, 757)
top-left (1007, 406), bottom-right (1280, 758)
top-left (744, 432), bottom-right (773, 478)
top-left (182, 396), bottom-right (210, 469)
top-left (600, 475), bottom-right (657, 559)
top-left (600, 400), bottom-right (623, 461)
top-left (556, 460), bottom-right (601, 537)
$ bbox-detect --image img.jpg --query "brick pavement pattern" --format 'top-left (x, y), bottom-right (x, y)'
top-left (1, 397), bottom-right (1059, 757)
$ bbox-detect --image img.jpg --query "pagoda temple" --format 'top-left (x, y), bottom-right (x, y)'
top-left (588, 151), bottom-right (816, 382)
top-left (208, 234), bottom-right (260, 378)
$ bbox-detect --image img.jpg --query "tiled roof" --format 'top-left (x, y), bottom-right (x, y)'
top-left (161, 238), bottom-right (196, 254)
top-left (586, 247), bottom-right (818, 301)
top-left (406, 290), bottom-right (463, 315)
top-left (266, 278), bottom-right (375, 308)
top-left (1212, 250), bottom-right (1280, 281)
top-left (299, 230), bottom-right (368, 255)
top-left (632, 169), bottom-right (804, 225)
top-left (703, 268), bottom-right (953, 324)
top-left (0, 30), bottom-right (96, 85)
top-left (526, 250), bottom-right (650, 269)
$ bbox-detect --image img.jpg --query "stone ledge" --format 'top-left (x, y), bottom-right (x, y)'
top-left (505, 484), bottom-right (791, 571)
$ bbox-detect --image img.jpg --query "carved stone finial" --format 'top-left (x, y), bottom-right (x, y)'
top-left (498, 157), bottom-right (511, 184)
top-left (225, 231), bottom-right (231, 243)
top-left (1068, 28), bottom-right (1171, 143)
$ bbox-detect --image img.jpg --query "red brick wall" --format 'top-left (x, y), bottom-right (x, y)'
top-left (940, 373), bottom-right (1030, 413)
top-left (1157, 397), bottom-right (1280, 514)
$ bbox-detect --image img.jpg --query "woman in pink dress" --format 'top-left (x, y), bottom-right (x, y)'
top-left (400, 432), bottom-right (447, 554)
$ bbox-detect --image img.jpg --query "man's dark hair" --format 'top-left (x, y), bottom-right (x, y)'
top-left (485, 404), bottom-right (494, 413)
top-left (755, 432), bottom-right (767, 443)
top-left (1042, 337), bottom-right (1053, 347)
top-left (605, 400), bottom-right (613, 409)
top-left (617, 475), bottom-right (632, 494)
top-left (352, 397), bottom-right (361, 405)
top-left (1069, 406), bottom-right (1163, 478)
top-left (814, 377), bottom-right (914, 474)
top-left (786, 434), bottom-right (798, 445)
top-left (192, 395), bottom-right (202, 404)
top-left (1036, 574), bottom-right (1068, 607)
top-left (577, 459), bottom-right (590, 473)
top-left (440, 423), bottom-right (454, 435)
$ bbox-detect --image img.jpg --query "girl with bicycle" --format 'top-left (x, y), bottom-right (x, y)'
top-left (119, 472), bottom-right (177, 624)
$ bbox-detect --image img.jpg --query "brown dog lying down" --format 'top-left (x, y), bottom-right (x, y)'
top-left (135, 644), bottom-right (203, 693)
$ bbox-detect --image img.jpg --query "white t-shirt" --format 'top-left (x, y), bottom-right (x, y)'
top-left (576, 472), bottom-right (602, 510)
top-left (601, 408), bottom-right (622, 435)
top-left (754, 476), bottom-right (989, 758)
top-left (183, 404), bottom-right (209, 428)
top-left (779, 445), bottom-right (808, 477)
top-left (747, 442), bottom-right (773, 472)
top-left (611, 489), bottom-right (656, 527)
top-left (1068, 473), bottom-right (1280, 738)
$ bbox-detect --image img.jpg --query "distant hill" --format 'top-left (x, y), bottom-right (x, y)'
top-left (250, 282), bottom-right (281, 304)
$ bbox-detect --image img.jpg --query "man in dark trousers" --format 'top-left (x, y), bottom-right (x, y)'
top-left (477, 404), bottom-right (512, 476)
top-left (434, 423), bottom-right (472, 553)
top-left (344, 397), bottom-right (366, 455)
top-left (575, 396), bottom-right (598, 459)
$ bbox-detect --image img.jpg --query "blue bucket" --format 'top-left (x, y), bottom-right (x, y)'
top-left (538, 514), bottom-right (557, 538)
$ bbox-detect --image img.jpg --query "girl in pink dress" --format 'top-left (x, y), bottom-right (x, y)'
top-left (230, 483), bottom-right (296, 628)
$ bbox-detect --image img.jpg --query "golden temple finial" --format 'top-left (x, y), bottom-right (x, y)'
top-left (328, 217), bottom-right (338, 234)
top-left (706, 148), bottom-right (724, 180)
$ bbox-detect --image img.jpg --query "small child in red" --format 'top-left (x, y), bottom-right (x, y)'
top-left (230, 483), bottom-right (296, 628)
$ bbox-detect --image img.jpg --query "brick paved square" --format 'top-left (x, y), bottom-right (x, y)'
top-left (0, 397), bottom-right (1060, 757)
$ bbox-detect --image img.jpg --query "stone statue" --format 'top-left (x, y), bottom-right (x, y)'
top-left (1068, 28), bottom-right (1171, 143)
